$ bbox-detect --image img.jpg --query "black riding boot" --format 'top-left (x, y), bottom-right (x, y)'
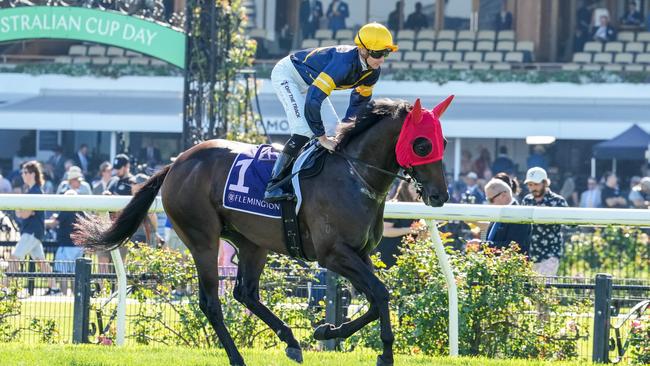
top-left (264, 152), bottom-right (296, 202)
top-left (264, 134), bottom-right (310, 202)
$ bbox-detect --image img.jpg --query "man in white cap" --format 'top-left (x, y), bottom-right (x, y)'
top-left (56, 166), bottom-right (92, 195)
top-left (522, 167), bottom-right (568, 276)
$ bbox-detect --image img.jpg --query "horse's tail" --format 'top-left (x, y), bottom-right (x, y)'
top-left (72, 164), bottom-right (171, 251)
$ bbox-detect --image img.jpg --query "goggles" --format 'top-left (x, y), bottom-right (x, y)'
top-left (367, 48), bottom-right (391, 59)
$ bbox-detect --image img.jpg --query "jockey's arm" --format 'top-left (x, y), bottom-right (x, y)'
top-left (304, 71), bottom-right (337, 137)
top-left (343, 85), bottom-right (373, 122)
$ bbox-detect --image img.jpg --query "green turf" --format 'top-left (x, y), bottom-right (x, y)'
top-left (0, 344), bottom-right (599, 366)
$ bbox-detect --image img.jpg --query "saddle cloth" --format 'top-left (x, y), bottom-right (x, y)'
top-left (222, 143), bottom-right (324, 218)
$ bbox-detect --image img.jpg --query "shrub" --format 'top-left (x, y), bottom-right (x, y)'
top-left (120, 243), bottom-right (323, 349)
top-left (345, 235), bottom-right (586, 360)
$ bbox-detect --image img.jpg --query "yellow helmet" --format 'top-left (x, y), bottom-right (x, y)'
top-left (354, 23), bottom-right (398, 52)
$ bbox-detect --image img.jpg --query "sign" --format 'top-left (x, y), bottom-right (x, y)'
top-left (257, 118), bottom-right (291, 135)
top-left (0, 7), bottom-right (185, 68)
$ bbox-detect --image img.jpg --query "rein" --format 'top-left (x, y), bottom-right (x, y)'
top-left (332, 150), bottom-right (411, 183)
top-left (331, 149), bottom-right (421, 199)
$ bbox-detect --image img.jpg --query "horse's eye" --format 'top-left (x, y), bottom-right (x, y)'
top-left (412, 137), bottom-right (432, 157)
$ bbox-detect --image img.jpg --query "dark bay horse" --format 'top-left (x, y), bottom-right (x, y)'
top-left (74, 97), bottom-right (452, 366)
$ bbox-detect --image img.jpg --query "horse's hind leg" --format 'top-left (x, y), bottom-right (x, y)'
top-left (232, 237), bottom-right (303, 363)
top-left (188, 236), bottom-right (246, 366)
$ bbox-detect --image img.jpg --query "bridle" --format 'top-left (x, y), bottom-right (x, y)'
top-left (331, 149), bottom-right (425, 200)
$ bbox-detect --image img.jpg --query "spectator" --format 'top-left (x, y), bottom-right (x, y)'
top-left (574, 0), bottom-right (594, 52)
top-left (326, 0), bottom-right (349, 36)
top-left (92, 162), bottom-right (113, 195)
top-left (46, 189), bottom-right (85, 295)
top-left (405, 2), bottom-right (428, 32)
top-left (479, 179), bottom-right (531, 254)
top-left (0, 170), bottom-right (12, 193)
top-left (375, 180), bottom-right (425, 268)
top-left (10, 161), bottom-right (56, 293)
top-left (620, 2), bottom-right (643, 27)
top-left (41, 168), bottom-right (56, 194)
top-left (628, 177), bottom-right (650, 209)
top-left (46, 145), bottom-right (66, 184)
top-left (73, 144), bottom-right (91, 177)
top-left (522, 167), bottom-right (568, 276)
top-left (482, 168), bottom-right (493, 182)
top-left (494, 171), bottom-right (521, 198)
top-left (56, 166), bottom-right (92, 195)
top-left (601, 173), bottom-right (627, 208)
top-left (494, 1), bottom-right (513, 31)
top-left (526, 145), bottom-right (548, 170)
top-left (130, 173), bottom-right (161, 247)
top-left (387, 2), bottom-right (403, 31)
top-left (164, 218), bottom-right (188, 253)
top-left (139, 140), bottom-right (162, 168)
top-left (627, 176), bottom-right (641, 201)
top-left (473, 147), bottom-right (491, 179)
top-left (299, 0), bottom-right (323, 39)
top-left (462, 171), bottom-right (486, 204)
top-left (579, 177), bottom-right (602, 208)
top-left (491, 146), bottom-right (515, 175)
top-left (559, 174), bottom-right (578, 206)
top-left (460, 150), bottom-right (473, 174)
top-left (592, 15), bottom-right (616, 42)
top-left (107, 154), bottom-right (134, 196)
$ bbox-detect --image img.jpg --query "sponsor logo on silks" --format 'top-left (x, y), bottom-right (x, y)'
top-left (282, 80), bottom-right (301, 118)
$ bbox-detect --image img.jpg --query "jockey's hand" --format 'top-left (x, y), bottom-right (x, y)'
top-left (318, 135), bottom-right (338, 152)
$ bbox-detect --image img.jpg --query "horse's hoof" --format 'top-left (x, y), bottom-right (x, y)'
top-left (376, 355), bottom-right (394, 366)
top-left (285, 347), bottom-right (303, 363)
top-left (313, 323), bottom-right (335, 340)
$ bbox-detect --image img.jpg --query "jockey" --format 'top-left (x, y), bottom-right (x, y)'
top-left (264, 22), bottom-right (398, 202)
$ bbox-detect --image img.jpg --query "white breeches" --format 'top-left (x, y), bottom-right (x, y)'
top-left (270, 56), bottom-right (340, 138)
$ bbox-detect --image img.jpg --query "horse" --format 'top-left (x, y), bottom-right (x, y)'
top-left (73, 96), bottom-right (453, 366)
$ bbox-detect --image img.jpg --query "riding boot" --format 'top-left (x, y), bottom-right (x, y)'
top-left (264, 134), bottom-right (310, 202)
top-left (264, 152), bottom-right (296, 202)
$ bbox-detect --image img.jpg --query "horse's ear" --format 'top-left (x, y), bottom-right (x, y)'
top-left (411, 98), bottom-right (423, 124)
top-left (433, 95), bottom-right (454, 119)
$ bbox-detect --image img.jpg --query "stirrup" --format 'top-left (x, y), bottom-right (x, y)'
top-left (264, 187), bottom-right (295, 202)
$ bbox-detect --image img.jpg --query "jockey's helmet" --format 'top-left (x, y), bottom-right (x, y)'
top-left (354, 23), bottom-right (399, 54)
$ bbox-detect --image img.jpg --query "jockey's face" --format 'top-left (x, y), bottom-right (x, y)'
top-left (360, 48), bottom-right (386, 70)
top-left (367, 54), bottom-right (385, 69)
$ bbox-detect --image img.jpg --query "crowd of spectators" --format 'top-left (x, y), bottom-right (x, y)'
top-left (0, 144), bottom-right (180, 295)
top-left (575, 1), bottom-right (650, 52)
top-left (393, 143), bottom-right (650, 277)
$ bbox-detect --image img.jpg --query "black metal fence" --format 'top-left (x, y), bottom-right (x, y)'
top-left (1, 257), bottom-right (648, 363)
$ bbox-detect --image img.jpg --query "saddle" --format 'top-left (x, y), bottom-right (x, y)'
top-left (278, 142), bottom-right (328, 261)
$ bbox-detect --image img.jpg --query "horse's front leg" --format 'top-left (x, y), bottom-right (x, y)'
top-left (318, 242), bottom-right (394, 366)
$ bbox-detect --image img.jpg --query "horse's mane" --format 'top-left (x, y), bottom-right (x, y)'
top-left (336, 98), bottom-right (411, 148)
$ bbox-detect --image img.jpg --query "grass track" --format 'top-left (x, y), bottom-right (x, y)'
top-left (0, 344), bottom-right (597, 366)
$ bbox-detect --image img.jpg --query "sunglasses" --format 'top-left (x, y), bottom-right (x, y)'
top-left (20, 170), bottom-right (31, 175)
top-left (368, 49), bottom-right (391, 59)
top-left (487, 191), bottom-right (505, 203)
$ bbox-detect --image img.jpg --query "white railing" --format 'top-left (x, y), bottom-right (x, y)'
top-left (2, 194), bottom-right (650, 355)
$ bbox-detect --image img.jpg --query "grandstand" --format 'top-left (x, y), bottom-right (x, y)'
top-left (54, 44), bottom-right (170, 67)
top-left (565, 31), bottom-right (650, 71)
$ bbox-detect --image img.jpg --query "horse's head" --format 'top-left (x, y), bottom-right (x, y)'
top-left (395, 96), bottom-right (453, 207)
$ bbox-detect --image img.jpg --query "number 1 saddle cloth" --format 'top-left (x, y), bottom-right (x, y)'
top-left (222, 143), bottom-right (325, 219)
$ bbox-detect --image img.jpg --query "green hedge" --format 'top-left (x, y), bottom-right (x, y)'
top-left (386, 69), bottom-right (650, 84)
